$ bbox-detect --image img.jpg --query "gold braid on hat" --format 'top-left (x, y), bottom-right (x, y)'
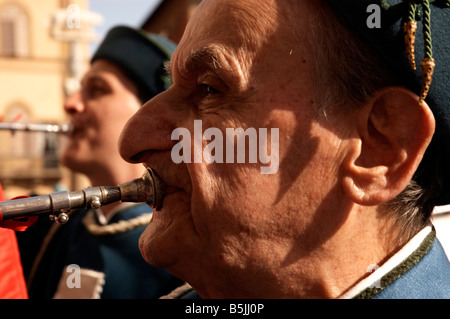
top-left (382, 0), bottom-right (449, 103)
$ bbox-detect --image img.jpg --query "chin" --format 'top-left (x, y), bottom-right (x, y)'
top-left (61, 153), bottom-right (95, 176)
top-left (60, 152), bottom-right (77, 170)
top-left (138, 201), bottom-right (198, 272)
top-left (139, 221), bottom-right (168, 264)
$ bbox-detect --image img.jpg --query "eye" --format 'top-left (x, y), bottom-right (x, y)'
top-left (199, 84), bottom-right (219, 98)
top-left (84, 84), bottom-right (109, 100)
top-left (81, 77), bottom-right (111, 100)
top-left (86, 86), bottom-right (107, 99)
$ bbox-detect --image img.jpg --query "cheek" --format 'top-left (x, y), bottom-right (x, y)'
top-left (98, 94), bottom-right (140, 122)
top-left (95, 103), bottom-right (140, 139)
top-left (189, 161), bottom-right (275, 236)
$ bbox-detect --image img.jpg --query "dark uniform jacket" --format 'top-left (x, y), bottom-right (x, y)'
top-left (19, 203), bottom-right (183, 299)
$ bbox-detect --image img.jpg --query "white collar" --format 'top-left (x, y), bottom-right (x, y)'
top-left (339, 223), bottom-right (433, 299)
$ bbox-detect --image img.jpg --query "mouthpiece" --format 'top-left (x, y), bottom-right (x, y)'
top-left (0, 168), bottom-right (166, 224)
top-left (118, 168), bottom-right (165, 210)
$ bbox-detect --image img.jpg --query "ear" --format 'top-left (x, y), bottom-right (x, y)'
top-left (342, 87), bottom-right (435, 206)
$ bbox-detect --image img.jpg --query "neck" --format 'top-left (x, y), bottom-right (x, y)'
top-left (292, 206), bottom-right (400, 298)
top-left (302, 208), bottom-right (399, 298)
top-left (196, 205), bottom-right (400, 299)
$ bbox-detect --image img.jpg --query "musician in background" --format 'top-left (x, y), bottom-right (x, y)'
top-left (18, 26), bottom-right (183, 298)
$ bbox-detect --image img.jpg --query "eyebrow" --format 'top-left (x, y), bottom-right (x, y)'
top-left (80, 73), bottom-right (106, 87)
top-left (168, 46), bottom-right (225, 77)
top-left (188, 47), bottom-right (224, 70)
top-left (163, 61), bottom-right (172, 77)
top-left (168, 45), bottom-right (249, 90)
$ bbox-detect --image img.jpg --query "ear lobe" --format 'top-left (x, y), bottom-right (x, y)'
top-left (342, 87), bottom-right (435, 206)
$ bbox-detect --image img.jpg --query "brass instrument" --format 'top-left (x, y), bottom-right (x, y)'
top-left (0, 169), bottom-right (165, 224)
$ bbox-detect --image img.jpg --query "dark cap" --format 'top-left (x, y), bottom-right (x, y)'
top-left (325, 0), bottom-right (450, 204)
top-left (91, 25), bottom-right (176, 102)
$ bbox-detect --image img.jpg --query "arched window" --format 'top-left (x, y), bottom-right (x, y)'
top-left (0, 4), bottom-right (29, 57)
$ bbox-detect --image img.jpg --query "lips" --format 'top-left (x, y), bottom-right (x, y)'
top-left (66, 121), bottom-right (84, 138)
top-left (142, 162), bottom-right (191, 199)
top-left (67, 115), bottom-right (90, 138)
top-left (145, 169), bottom-right (187, 213)
top-left (69, 126), bottom-right (81, 137)
top-left (145, 167), bottom-right (185, 194)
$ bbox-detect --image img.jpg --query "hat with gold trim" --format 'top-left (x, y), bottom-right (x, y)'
top-left (325, 0), bottom-right (450, 205)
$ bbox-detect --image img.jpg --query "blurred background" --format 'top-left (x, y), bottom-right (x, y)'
top-left (0, 0), bottom-right (201, 199)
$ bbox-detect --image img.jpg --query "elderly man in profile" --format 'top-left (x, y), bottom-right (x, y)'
top-left (119, 0), bottom-right (450, 298)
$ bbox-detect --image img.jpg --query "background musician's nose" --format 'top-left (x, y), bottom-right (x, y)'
top-left (63, 91), bottom-right (84, 115)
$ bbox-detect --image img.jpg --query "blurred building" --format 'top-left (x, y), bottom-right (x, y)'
top-left (0, 0), bottom-right (97, 198)
top-left (141, 0), bottom-right (201, 44)
top-left (0, 0), bottom-right (200, 199)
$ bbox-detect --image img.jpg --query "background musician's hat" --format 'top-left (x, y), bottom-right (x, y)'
top-left (91, 25), bottom-right (176, 102)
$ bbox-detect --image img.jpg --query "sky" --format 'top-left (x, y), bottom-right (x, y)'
top-left (88, 0), bottom-right (163, 52)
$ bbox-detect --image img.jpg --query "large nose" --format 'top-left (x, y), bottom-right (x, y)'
top-left (63, 91), bottom-right (84, 115)
top-left (119, 90), bottom-right (180, 164)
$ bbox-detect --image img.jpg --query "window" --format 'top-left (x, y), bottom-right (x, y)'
top-left (0, 4), bottom-right (29, 57)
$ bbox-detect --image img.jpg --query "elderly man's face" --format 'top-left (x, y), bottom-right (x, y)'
top-left (120, 0), bottom-right (350, 297)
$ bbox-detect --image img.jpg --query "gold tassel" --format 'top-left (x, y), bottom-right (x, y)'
top-left (419, 58), bottom-right (435, 104)
top-left (404, 21), bottom-right (417, 70)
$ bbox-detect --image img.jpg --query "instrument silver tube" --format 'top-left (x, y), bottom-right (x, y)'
top-left (0, 168), bottom-right (165, 222)
top-left (0, 122), bottom-right (73, 135)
